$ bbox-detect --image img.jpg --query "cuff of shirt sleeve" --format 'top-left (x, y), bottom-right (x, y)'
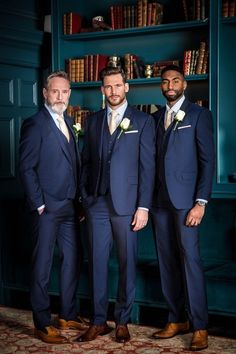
top-left (138, 207), bottom-right (149, 211)
top-left (196, 199), bottom-right (208, 204)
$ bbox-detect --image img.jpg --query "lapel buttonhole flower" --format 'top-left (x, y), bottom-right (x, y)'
top-left (173, 110), bottom-right (185, 131)
top-left (117, 117), bottom-right (131, 139)
top-left (73, 122), bottom-right (82, 139)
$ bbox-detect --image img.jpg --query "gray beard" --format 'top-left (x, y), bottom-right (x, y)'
top-left (50, 102), bottom-right (67, 115)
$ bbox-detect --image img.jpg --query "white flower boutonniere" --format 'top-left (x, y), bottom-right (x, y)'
top-left (73, 122), bottom-right (83, 140)
top-left (117, 117), bottom-right (131, 139)
top-left (173, 110), bottom-right (185, 130)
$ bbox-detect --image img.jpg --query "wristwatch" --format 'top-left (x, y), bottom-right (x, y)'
top-left (196, 200), bottom-right (207, 207)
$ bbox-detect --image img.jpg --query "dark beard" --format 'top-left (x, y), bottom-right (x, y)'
top-left (162, 90), bottom-right (184, 102)
top-left (106, 95), bottom-right (126, 108)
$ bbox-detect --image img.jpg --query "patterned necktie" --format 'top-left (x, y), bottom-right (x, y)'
top-left (57, 115), bottom-right (70, 142)
top-left (164, 109), bottom-right (173, 130)
top-left (109, 110), bottom-right (119, 135)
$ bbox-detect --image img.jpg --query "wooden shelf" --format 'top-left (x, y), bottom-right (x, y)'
top-left (71, 75), bottom-right (208, 88)
top-left (222, 17), bottom-right (236, 24)
top-left (62, 20), bottom-right (209, 41)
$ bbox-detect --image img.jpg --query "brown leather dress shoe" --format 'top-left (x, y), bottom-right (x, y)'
top-left (152, 321), bottom-right (189, 339)
top-left (190, 330), bottom-right (208, 351)
top-left (58, 317), bottom-right (89, 330)
top-left (76, 323), bottom-right (112, 342)
top-left (34, 326), bottom-right (68, 344)
top-left (115, 324), bottom-right (130, 343)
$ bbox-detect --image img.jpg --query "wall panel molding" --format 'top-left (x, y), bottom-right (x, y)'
top-left (0, 117), bottom-right (15, 178)
top-left (0, 78), bottom-right (14, 106)
top-left (18, 79), bottom-right (38, 107)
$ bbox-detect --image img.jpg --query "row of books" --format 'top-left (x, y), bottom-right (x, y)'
top-left (63, 12), bottom-right (81, 35)
top-left (62, 1), bottom-right (211, 36)
top-left (183, 41), bottom-right (208, 76)
top-left (222, 0), bottom-right (236, 17)
top-left (125, 57), bottom-right (181, 79)
top-left (66, 55), bottom-right (109, 82)
top-left (182, 0), bottom-right (208, 21)
top-left (66, 42), bottom-right (208, 83)
top-left (110, 1), bottom-right (163, 29)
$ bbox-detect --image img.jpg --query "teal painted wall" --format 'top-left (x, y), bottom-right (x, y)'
top-left (0, 0), bottom-right (50, 303)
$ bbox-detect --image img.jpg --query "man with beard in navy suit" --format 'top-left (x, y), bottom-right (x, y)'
top-left (19, 71), bottom-right (87, 344)
top-left (77, 67), bottom-right (156, 343)
top-left (151, 65), bottom-right (215, 351)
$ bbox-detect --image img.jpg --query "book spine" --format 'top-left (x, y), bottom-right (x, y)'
top-left (142, 0), bottom-right (148, 27)
top-left (156, 3), bottom-right (164, 24)
top-left (75, 59), bottom-right (80, 82)
top-left (70, 59), bottom-right (76, 82)
top-left (183, 50), bottom-right (192, 76)
top-left (79, 58), bottom-right (85, 82)
top-left (201, 47), bottom-right (209, 74)
top-left (196, 41), bottom-right (206, 74)
top-left (222, 0), bottom-right (229, 17)
top-left (131, 5), bottom-right (136, 28)
top-left (195, 0), bottom-right (201, 20)
top-left (127, 5), bottom-right (131, 28)
top-left (123, 5), bottom-right (127, 28)
top-left (201, 0), bottom-right (206, 20)
top-left (229, 0), bottom-right (236, 17)
top-left (182, 0), bottom-right (189, 21)
top-left (137, 0), bottom-right (143, 27)
top-left (63, 14), bottom-right (67, 34)
top-left (110, 6), bottom-right (115, 30)
top-left (151, 3), bottom-right (157, 26)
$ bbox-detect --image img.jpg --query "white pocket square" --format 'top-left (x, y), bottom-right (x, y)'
top-left (124, 130), bottom-right (138, 134)
top-left (177, 125), bottom-right (191, 130)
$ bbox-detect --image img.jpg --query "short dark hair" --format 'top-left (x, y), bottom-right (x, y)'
top-left (44, 70), bottom-right (70, 89)
top-left (161, 65), bottom-right (184, 78)
top-left (100, 66), bottom-right (127, 85)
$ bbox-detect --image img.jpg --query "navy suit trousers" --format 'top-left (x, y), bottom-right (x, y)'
top-left (30, 199), bottom-right (79, 330)
top-left (151, 206), bottom-right (208, 330)
top-left (85, 195), bottom-right (137, 325)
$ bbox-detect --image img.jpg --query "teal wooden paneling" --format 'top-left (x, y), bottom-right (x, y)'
top-left (0, 64), bottom-right (40, 184)
top-left (0, 0), bottom-right (45, 304)
top-left (0, 117), bottom-right (15, 178)
top-left (218, 22), bottom-right (236, 183)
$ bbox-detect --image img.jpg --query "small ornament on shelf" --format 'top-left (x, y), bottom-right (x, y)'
top-left (92, 16), bottom-right (112, 30)
top-left (144, 64), bottom-right (153, 78)
top-left (107, 55), bottom-right (121, 69)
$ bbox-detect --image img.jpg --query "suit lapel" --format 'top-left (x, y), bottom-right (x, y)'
top-left (66, 116), bottom-right (81, 167)
top-left (180, 98), bottom-right (191, 114)
top-left (44, 109), bottom-right (72, 164)
top-left (96, 109), bottom-right (107, 159)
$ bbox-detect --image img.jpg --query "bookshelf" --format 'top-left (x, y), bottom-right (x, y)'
top-left (51, 0), bottom-right (236, 198)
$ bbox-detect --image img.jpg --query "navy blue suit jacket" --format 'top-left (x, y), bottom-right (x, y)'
top-left (153, 98), bottom-right (215, 209)
top-left (80, 105), bottom-right (156, 215)
top-left (19, 106), bottom-right (81, 211)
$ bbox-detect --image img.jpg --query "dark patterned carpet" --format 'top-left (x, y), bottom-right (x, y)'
top-left (0, 305), bottom-right (236, 353)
